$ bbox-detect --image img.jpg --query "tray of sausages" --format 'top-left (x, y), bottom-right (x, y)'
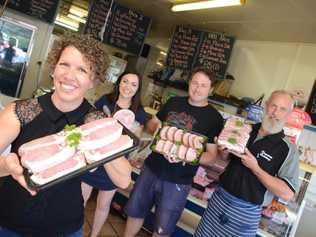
top-left (151, 123), bottom-right (207, 165)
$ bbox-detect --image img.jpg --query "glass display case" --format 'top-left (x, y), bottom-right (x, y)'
top-left (0, 17), bottom-right (36, 97)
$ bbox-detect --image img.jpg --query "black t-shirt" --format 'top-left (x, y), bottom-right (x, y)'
top-left (220, 123), bottom-right (298, 205)
top-left (0, 93), bottom-right (96, 236)
top-left (145, 96), bottom-right (224, 184)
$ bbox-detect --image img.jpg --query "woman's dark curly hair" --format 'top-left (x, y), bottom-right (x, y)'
top-left (46, 33), bottom-right (109, 82)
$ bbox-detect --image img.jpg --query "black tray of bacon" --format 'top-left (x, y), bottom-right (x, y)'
top-left (21, 117), bottom-right (139, 191)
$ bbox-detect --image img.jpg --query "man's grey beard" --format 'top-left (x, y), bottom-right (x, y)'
top-left (261, 114), bottom-right (285, 134)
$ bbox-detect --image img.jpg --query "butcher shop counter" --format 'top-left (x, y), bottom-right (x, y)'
top-left (112, 163), bottom-right (306, 237)
top-left (111, 128), bottom-right (306, 237)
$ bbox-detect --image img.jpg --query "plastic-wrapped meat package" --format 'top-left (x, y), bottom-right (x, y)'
top-left (190, 188), bottom-right (205, 200)
top-left (217, 117), bottom-right (252, 154)
top-left (203, 187), bottom-right (215, 200)
top-left (193, 167), bottom-right (211, 187)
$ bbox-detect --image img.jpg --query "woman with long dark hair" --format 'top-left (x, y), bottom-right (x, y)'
top-left (81, 71), bottom-right (145, 237)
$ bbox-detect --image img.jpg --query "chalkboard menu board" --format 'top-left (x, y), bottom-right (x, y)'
top-left (85, 0), bottom-right (151, 56)
top-left (306, 80), bottom-right (316, 125)
top-left (166, 26), bottom-right (202, 70)
top-left (166, 26), bottom-right (235, 79)
top-left (0, 0), bottom-right (59, 23)
top-left (84, 0), bottom-right (111, 39)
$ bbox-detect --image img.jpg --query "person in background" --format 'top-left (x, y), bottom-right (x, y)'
top-left (124, 67), bottom-right (224, 237)
top-left (81, 71), bottom-right (145, 237)
top-left (195, 90), bottom-right (299, 237)
top-left (0, 33), bottom-right (131, 237)
top-left (3, 37), bottom-right (16, 65)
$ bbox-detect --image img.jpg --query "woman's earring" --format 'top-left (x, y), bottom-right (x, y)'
top-left (50, 74), bottom-right (54, 79)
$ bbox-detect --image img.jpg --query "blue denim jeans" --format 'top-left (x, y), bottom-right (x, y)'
top-left (125, 166), bottom-right (191, 235)
top-left (0, 226), bottom-right (83, 237)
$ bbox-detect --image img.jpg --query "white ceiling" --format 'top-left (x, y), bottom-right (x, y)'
top-left (115, 0), bottom-right (316, 50)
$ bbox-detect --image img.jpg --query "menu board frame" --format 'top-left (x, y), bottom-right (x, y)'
top-left (166, 25), bottom-right (235, 80)
top-left (84, 0), bottom-right (151, 56)
top-left (166, 25), bottom-right (202, 70)
top-left (0, 0), bottom-right (60, 23)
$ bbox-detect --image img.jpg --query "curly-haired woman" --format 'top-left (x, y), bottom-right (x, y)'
top-left (0, 33), bottom-right (132, 237)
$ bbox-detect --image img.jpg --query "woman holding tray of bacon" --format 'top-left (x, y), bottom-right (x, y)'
top-left (0, 33), bottom-right (132, 237)
top-left (81, 71), bottom-right (145, 237)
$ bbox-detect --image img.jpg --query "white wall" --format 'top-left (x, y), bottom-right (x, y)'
top-left (227, 40), bottom-right (316, 102)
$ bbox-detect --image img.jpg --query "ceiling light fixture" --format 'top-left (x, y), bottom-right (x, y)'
top-left (67, 13), bottom-right (86, 24)
top-left (171, 0), bottom-right (245, 12)
top-left (69, 5), bottom-right (88, 18)
top-left (55, 21), bottom-right (79, 31)
top-left (55, 15), bottom-right (79, 31)
top-left (160, 51), bottom-right (167, 56)
top-left (156, 61), bottom-right (164, 67)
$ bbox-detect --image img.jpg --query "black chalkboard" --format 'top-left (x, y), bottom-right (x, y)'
top-left (166, 25), bottom-right (202, 70)
top-left (166, 26), bottom-right (235, 80)
top-left (306, 80), bottom-right (316, 125)
top-left (85, 0), bottom-right (151, 56)
top-left (84, 0), bottom-right (112, 40)
top-left (1, 0), bottom-right (59, 23)
top-left (193, 32), bottom-right (235, 80)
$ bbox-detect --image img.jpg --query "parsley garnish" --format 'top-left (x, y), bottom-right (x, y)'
top-left (63, 124), bottom-right (82, 147)
top-left (64, 124), bottom-right (76, 132)
top-left (235, 120), bottom-right (244, 127)
top-left (228, 137), bottom-right (237, 144)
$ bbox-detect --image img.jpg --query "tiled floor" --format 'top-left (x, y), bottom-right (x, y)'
top-left (83, 193), bottom-right (151, 237)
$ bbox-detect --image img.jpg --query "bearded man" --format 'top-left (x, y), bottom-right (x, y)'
top-left (195, 90), bottom-right (299, 237)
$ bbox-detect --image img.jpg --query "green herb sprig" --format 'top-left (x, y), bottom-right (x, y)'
top-left (64, 124), bottom-right (76, 132)
top-left (228, 137), bottom-right (237, 145)
top-left (64, 124), bottom-right (82, 147)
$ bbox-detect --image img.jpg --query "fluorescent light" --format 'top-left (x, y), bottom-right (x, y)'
top-left (55, 21), bottom-right (79, 31)
top-left (67, 13), bottom-right (86, 24)
top-left (171, 0), bottom-right (245, 12)
top-left (69, 5), bottom-right (88, 18)
top-left (160, 51), bottom-right (167, 56)
top-left (55, 15), bottom-right (79, 31)
top-left (156, 61), bottom-right (164, 67)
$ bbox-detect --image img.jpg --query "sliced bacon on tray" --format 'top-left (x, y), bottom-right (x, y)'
top-left (20, 117), bottom-right (134, 186)
top-left (30, 153), bottom-right (86, 185)
top-left (85, 135), bottom-right (133, 163)
top-left (21, 144), bottom-right (75, 173)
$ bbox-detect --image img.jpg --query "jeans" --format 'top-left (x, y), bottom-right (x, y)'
top-left (125, 166), bottom-right (191, 235)
top-left (0, 226), bottom-right (83, 237)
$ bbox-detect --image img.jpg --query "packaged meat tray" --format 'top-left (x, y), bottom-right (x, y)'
top-left (21, 117), bottom-right (139, 191)
top-left (217, 117), bottom-right (252, 154)
top-left (151, 123), bottom-right (207, 165)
